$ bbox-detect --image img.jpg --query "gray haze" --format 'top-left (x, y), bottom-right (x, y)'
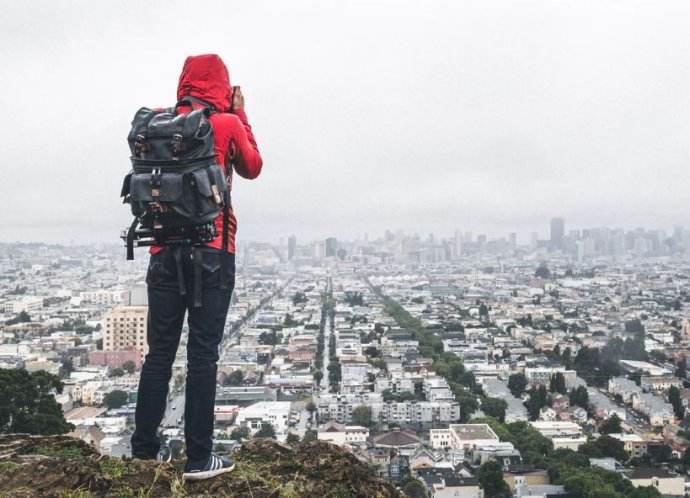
top-left (1, 0), bottom-right (689, 244)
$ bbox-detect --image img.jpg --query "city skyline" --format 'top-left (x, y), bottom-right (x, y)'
top-left (1, 217), bottom-right (687, 249)
top-left (2, 1), bottom-right (690, 244)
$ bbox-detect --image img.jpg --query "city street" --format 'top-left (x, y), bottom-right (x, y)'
top-left (320, 312), bottom-right (332, 392)
top-left (162, 390), bottom-right (186, 428)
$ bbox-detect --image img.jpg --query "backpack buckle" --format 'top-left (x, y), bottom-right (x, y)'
top-left (211, 185), bottom-right (222, 205)
top-left (149, 202), bottom-right (166, 213)
top-left (150, 167), bottom-right (162, 197)
top-left (171, 133), bottom-right (185, 158)
top-left (134, 134), bottom-right (150, 157)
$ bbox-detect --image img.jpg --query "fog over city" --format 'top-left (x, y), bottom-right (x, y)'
top-left (1, 0), bottom-right (689, 243)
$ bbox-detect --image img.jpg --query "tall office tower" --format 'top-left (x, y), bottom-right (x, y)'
top-left (453, 230), bottom-right (463, 259)
top-left (509, 232), bottom-right (517, 247)
top-left (673, 225), bottom-right (683, 242)
top-left (325, 237), bottom-right (338, 257)
top-left (288, 235), bottom-right (297, 260)
top-left (103, 306), bottom-right (148, 357)
top-left (550, 217), bottom-right (565, 250)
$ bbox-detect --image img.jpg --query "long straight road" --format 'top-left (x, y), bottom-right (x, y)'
top-left (162, 389), bottom-right (186, 427)
top-left (320, 277), bottom-right (332, 392)
top-left (320, 320), bottom-right (332, 392)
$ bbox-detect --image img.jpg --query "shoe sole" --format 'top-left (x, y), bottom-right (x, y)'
top-left (183, 463), bottom-right (235, 481)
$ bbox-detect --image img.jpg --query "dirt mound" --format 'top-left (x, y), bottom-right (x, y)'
top-left (0, 434), bottom-right (404, 498)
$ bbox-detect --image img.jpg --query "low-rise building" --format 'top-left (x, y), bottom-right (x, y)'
top-left (627, 467), bottom-right (684, 496)
top-left (429, 424), bottom-right (499, 450)
top-left (529, 421), bottom-right (586, 450)
top-left (640, 375), bottom-right (682, 393)
top-left (608, 433), bottom-right (647, 459)
top-left (317, 421), bottom-right (369, 447)
top-left (234, 401), bottom-right (291, 439)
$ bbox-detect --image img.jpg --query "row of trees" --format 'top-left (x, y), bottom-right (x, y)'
top-left (230, 422), bottom-right (276, 440)
top-left (431, 353), bottom-right (481, 422)
top-left (550, 322), bottom-right (649, 387)
top-left (5, 310), bottom-right (31, 325)
top-left (326, 285), bottom-right (340, 389)
top-left (108, 360), bottom-right (137, 378)
top-left (313, 287), bottom-right (329, 385)
top-left (229, 423), bottom-right (319, 445)
top-left (344, 291), bottom-right (364, 306)
top-left (474, 417), bottom-right (662, 498)
top-left (368, 281), bottom-right (514, 423)
top-left (506, 372), bottom-right (589, 420)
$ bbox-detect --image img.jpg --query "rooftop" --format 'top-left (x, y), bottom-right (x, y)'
top-left (449, 424), bottom-right (499, 441)
top-left (372, 429), bottom-right (422, 448)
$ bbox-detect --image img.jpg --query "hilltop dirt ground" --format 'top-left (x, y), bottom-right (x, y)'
top-left (0, 434), bottom-right (404, 498)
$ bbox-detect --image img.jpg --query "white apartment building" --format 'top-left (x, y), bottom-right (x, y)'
top-left (341, 362), bottom-right (369, 385)
top-left (430, 424), bottom-right (500, 450)
top-left (608, 377), bottom-right (641, 403)
top-left (10, 296), bottom-right (43, 314)
top-left (423, 376), bottom-right (454, 402)
top-left (316, 393), bottom-right (459, 425)
top-left (80, 290), bottom-right (128, 306)
top-left (103, 306), bottom-right (148, 357)
top-left (640, 375), bottom-right (682, 393)
top-left (631, 393), bottom-right (674, 426)
top-left (608, 433), bottom-right (647, 458)
top-left (317, 421), bottom-right (369, 447)
top-left (529, 421), bottom-right (586, 450)
top-left (235, 401), bottom-right (292, 439)
top-left (524, 367), bottom-right (577, 389)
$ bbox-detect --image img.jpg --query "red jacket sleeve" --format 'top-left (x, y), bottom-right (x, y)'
top-left (216, 110), bottom-right (262, 179)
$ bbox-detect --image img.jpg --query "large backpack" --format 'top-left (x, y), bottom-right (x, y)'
top-left (121, 96), bottom-right (229, 260)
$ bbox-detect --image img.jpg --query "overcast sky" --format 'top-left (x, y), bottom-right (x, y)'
top-left (1, 0), bottom-right (689, 245)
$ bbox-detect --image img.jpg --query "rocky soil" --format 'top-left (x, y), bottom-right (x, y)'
top-left (0, 434), bottom-right (404, 498)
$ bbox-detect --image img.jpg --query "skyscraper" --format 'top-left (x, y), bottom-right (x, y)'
top-left (550, 217), bottom-right (565, 250)
top-left (288, 235), bottom-right (297, 260)
top-left (325, 237), bottom-right (338, 257)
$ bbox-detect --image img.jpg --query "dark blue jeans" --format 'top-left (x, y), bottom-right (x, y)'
top-left (131, 247), bottom-right (234, 465)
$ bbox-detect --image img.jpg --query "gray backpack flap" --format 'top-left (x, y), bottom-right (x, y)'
top-left (121, 99), bottom-right (229, 260)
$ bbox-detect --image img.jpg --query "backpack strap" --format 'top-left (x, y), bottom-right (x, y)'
top-left (220, 193), bottom-right (229, 290)
top-left (126, 218), bottom-right (139, 260)
top-left (175, 95), bottom-right (215, 112)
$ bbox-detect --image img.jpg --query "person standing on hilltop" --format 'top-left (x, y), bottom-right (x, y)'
top-left (130, 54), bottom-right (262, 480)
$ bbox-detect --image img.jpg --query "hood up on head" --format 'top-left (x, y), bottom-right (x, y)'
top-left (176, 54), bottom-right (232, 111)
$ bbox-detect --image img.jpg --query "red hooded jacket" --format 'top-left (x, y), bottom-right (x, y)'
top-left (152, 54), bottom-right (262, 254)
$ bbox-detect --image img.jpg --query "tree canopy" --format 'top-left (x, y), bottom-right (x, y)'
top-left (0, 369), bottom-right (73, 435)
top-left (224, 370), bottom-right (245, 386)
top-left (599, 414), bottom-right (622, 435)
top-left (508, 373), bottom-right (528, 397)
top-left (478, 460), bottom-right (510, 497)
top-left (121, 361), bottom-right (136, 374)
top-left (255, 422), bottom-right (276, 439)
top-left (474, 417), bottom-right (660, 498)
top-left (351, 405), bottom-right (373, 427)
top-left (230, 426), bottom-right (250, 441)
top-left (481, 397), bottom-right (507, 423)
top-left (569, 386), bottom-right (589, 408)
top-left (103, 390), bottom-right (128, 409)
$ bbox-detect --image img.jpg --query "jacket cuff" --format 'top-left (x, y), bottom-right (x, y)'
top-left (233, 108), bottom-right (249, 124)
